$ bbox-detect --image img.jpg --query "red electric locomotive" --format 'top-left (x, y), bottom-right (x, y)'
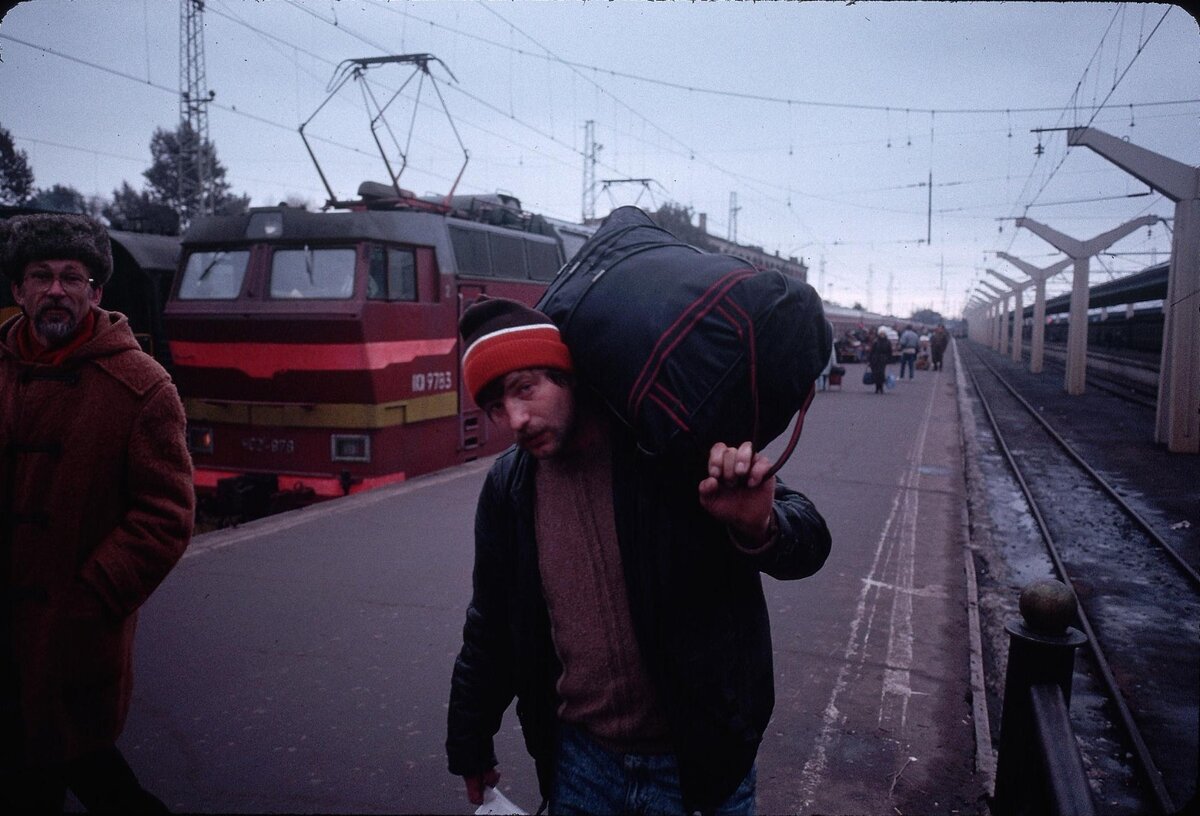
top-left (165, 187), bottom-right (585, 514)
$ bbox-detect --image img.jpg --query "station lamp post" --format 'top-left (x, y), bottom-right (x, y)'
top-left (996, 253), bottom-right (1072, 375)
top-left (1015, 215), bottom-right (1157, 397)
top-left (1063, 126), bottom-right (1199, 453)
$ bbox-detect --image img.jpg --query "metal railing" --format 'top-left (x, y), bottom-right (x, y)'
top-left (992, 580), bottom-right (1096, 816)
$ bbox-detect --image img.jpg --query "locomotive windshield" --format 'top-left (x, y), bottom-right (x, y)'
top-left (269, 246), bottom-right (356, 299)
top-left (178, 250), bottom-right (251, 300)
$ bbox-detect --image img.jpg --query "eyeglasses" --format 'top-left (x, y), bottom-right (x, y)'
top-left (24, 270), bottom-right (94, 294)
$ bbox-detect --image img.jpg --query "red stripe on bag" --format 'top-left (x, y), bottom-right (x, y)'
top-left (629, 269), bottom-right (755, 421)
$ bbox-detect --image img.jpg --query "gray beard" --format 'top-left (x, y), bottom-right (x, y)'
top-left (35, 313), bottom-right (79, 347)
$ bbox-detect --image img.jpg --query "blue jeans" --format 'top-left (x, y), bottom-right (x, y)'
top-left (899, 352), bottom-right (915, 378)
top-left (552, 724), bottom-right (756, 816)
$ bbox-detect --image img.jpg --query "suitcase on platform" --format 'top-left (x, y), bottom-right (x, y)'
top-left (536, 206), bottom-right (831, 471)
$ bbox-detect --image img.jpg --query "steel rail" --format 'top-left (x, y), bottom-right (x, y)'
top-left (972, 347), bottom-right (1200, 590)
top-left (964, 346), bottom-right (1177, 815)
top-left (1035, 351), bottom-right (1158, 410)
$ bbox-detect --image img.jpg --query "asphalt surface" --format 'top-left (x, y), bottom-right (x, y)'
top-left (118, 349), bottom-right (987, 815)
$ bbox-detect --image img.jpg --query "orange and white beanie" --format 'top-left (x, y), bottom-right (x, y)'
top-left (459, 297), bottom-right (573, 404)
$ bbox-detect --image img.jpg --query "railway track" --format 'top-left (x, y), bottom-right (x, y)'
top-left (962, 342), bottom-right (1199, 814)
top-left (1037, 343), bottom-right (1159, 409)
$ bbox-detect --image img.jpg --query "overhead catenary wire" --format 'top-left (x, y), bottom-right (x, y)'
top-left (1, 2), bottom-right (1185, 318)
top-left (999, 5), bottom-right (1176, 257)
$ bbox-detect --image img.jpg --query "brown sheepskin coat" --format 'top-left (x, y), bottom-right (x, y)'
top-left (0, 307), bottom-right (194, 764)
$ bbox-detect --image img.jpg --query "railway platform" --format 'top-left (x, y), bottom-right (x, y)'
top-left (110, 338), bottom-right (1196, 815)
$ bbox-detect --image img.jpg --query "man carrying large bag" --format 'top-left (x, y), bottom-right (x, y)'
top-left (446, 207), bottom-right (833, 814)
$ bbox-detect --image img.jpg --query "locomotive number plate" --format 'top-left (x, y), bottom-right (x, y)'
top-left (412, 370), bottom-right (453, 393)
top-left (241, 436), bottom-right (296, 455)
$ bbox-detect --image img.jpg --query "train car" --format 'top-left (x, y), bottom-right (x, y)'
top-left (1030, 261), bottom-right (1167, 356)
top-left (164, 186), bottom-right (573, 516)
top-left (1040, 307), bottom-right (1165, 356)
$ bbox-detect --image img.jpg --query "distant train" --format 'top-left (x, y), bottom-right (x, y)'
top-left (1033, 263), bottom-right (1168, 357)
top-left (164, 185), bottom-right (589, 516)
top-left (1039, 307), bottom-right (1165, 356)
top-left (979, 262), bottom-right (1170, 358)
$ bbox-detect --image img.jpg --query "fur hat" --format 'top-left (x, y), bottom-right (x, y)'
top-left (0, 213), bottom-right (113, 285)
top-left (460, 297), bottom-right (573, 404)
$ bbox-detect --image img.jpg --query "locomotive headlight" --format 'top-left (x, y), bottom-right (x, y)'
top-left (187, 425), bottom-right (214, 454)
top-left (246, 211), bottom-right (283, 238)
top-left (331, 434), bottom-right (371, 463)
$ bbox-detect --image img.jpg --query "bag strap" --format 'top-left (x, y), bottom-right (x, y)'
top-left (764, 382), bottom-right (816, 481)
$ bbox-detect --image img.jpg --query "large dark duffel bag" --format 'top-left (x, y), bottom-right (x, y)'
top-left (536, 206), bottom-right (831, 469)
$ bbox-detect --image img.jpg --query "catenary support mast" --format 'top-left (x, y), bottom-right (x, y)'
top-left (179, 0), bottom-right (213, 229)
top-left (1016, 215), bottom-right (1157, 397)
top-left (995, 253), bottom-right (1072, 375)
top-left (1064, 127), bottom-right (1199, 454)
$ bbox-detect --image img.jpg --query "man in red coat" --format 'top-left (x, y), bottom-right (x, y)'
top-left (0, 214), bottom-right (194, 812)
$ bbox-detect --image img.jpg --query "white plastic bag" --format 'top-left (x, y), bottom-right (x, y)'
top-left (475, 786), bottom-right (528, 815)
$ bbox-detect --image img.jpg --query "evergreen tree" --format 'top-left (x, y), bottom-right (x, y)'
top-left (141, 122), bottom-right (250, 229)
top-left (0, 125), bottom-right (35, 205)
top-left (28, 183), bottom-right (92, 214)
top-left (104, 181), bottom-right (181, 235)
top-left (911, 308), bottom-right (944, 325)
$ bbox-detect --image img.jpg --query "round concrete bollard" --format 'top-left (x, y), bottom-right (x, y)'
top-left (1019, 579), bottom-right (1077, 634)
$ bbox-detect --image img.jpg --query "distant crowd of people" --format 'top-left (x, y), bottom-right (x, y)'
top-left (834, 323), bottom-right (950, 394)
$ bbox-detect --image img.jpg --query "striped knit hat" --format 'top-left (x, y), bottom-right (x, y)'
top-left (460, 297), bottom-right (573, 404)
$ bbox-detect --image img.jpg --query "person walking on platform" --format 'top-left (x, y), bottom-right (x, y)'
top-left (868, 325), bottom-right (892, 394)
top-left (930, 324), bottom-right (949, 371)
top-left (818, 341), bottom-right (836, 391)
top-left (897, 323), bottom-right (919, 379)
top-left (0, 214), bottom-right (194, 813)
top-left (446, 298), bottom-right (831, 816)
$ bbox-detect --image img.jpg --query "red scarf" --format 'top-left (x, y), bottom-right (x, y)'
top-left (13, 310), bottom-right (97, 367)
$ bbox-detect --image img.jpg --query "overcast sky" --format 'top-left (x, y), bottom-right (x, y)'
top-left (1, 0), bottom-right (1197, 318)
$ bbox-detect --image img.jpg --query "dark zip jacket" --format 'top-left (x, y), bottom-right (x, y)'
top-left (446, 416), bottom-right (831, 812)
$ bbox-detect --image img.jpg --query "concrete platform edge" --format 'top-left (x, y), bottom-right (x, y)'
top-left (184, 457), bottom-right (498, 560)
top-left (953, 340), bottom-right (998, 795)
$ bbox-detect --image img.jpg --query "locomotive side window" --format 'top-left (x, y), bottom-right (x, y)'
top-left (270, 246), bottom-right (356, 299)
top-left (490, 233), bottom-right (527, 279)
top-left (527, 240), bottom-right (561, 282)
top-left (178, 250), bottom-right (251, 300)
top-left (367, 246), bottom-right (417, 301)
top-left (449, 226), bottom-right (491, 277)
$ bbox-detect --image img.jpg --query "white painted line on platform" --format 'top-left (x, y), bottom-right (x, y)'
top-left (794, 367), bottom-right (941, 813)
top-left (877, 369), bottom-right (936, 732)
top-left (861, 578), bottom-right (950, 600)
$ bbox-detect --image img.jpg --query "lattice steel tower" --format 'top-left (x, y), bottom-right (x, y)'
top-left (582, 120), bottom-right (599, 223)
top-left (179, 0), bottom-right (213, 226)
